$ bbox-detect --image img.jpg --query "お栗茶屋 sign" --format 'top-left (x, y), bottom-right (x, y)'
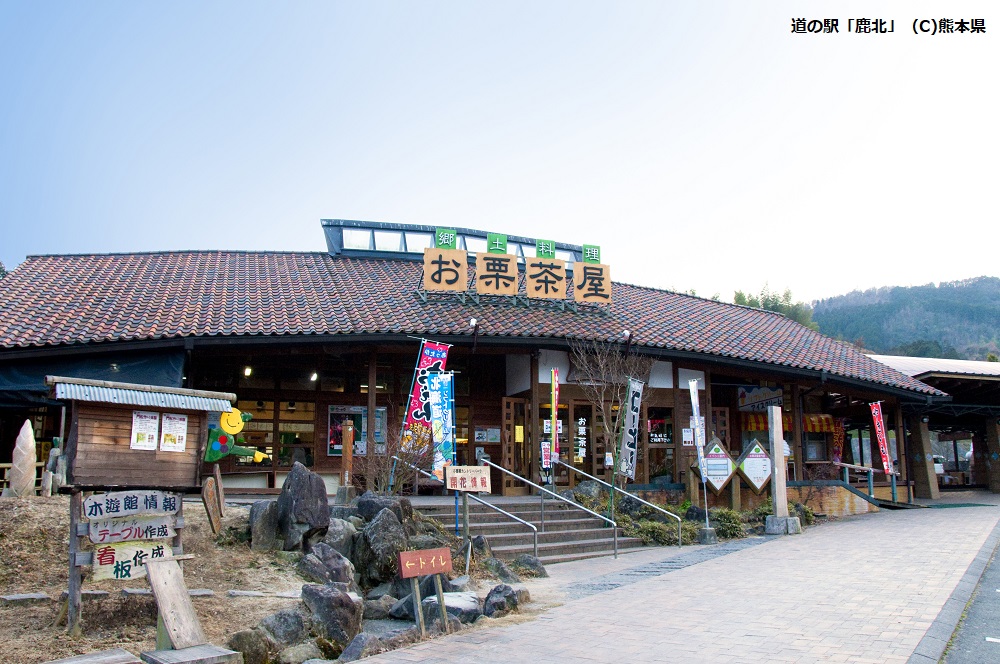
top-left (736, 441), bottom-right (772, 493)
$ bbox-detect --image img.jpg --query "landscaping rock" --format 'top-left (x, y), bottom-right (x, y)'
top-left (1, 593), bottom-right (51, 606)
top-left (482, 584), bottom-right (520, 617)
top-left (348, 516), bottom-right (364, 530)
top-left (685, 505), bottom-right (707, 523)
top-left (407, 534), bottom-right (443, 550)
top-left (357, 491), bottom-right (413, 524)
top-left (329, 505), bottom-right (360, 521)
top-left (470, 534), bottom-right (492, 558)
top-left (249, 500), bottom-right (282, 551)
top-left (356, 508), bottom-right (408, 586)
top-left (388, 594), bottom-right (416, 621)
top-left (276, 462), bottom-right (331, 552)
top-left (511, 554), bottom-right (548, 578)
top-left (420, 591), bottom-right (482, 624)
top-left (226, 628), bottom-right (271, 664)
top-left (259, 608), bottom-right (307, 648)
top-left (338, 633), bottom-right (384, 662)
top-left (321, 518), bottom-right (357, 561)
top-left (296, 542), bottom-right (356, 586)
top-left (573, 480), bottom-right (607, 502)
top-left (300, 584), bottom-right (363, 645)
top-left (279, 641), bottom-right (324, 664)
top-left (449, 575), bottom-right (473, 592)
top-left (482, 557), bottom-right (521, 583)
top-left (428, 614), bottom-right (463, 634)
top-left (617, 494), bottom-right (646, 519)
top-left (391, 572), bottom-right (459, 600)
top-left (365, 582), bottom-right (393, 600)
top-left (363, 595), bottom-right (396, 620)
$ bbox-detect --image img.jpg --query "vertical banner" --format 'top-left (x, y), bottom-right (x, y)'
top-left (617, 378), bottom-right (644, 479)
top-left (551, 368), bottom-right (560, 458)
top-left (689, 379), bottom-right (707, 477)
top-left (869, 402), bottom-right (893, 474)
top-left (427, 371), bottom-right (455, 479)
top-left (401, 340), bottom-right (450, 453)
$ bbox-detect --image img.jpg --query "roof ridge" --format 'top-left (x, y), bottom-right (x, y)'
top-left (25, 249), bottom-right (328, 260)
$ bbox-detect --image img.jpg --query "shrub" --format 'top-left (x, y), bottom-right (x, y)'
top-left (709, 508), bottom-right (746, 539)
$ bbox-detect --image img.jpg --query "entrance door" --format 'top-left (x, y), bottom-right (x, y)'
top-left (501, 397), bottom-right (531, 495)
top-left (568, 401), bottom-right (594, 489)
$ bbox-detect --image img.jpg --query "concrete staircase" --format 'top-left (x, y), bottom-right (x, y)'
top-left (417, 497), bottom-right (647, 565)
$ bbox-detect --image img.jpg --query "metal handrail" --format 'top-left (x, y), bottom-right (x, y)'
top-left (552, 458), bottom-right (682, 548)
top-left (390, 456), bottom-right (539, 562)
top-left (479, 458), bottom-right (617, 558)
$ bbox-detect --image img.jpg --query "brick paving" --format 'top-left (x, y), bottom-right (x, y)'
top-left (367, 492), bottom-right (1000, 663)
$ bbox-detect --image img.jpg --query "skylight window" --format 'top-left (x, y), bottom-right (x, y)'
top-left (404, 232), bottom-right (433, 252)
top-left (343, 229), bottom-right (372, 250)
top-left (373, 231), bottom-right (403, 251)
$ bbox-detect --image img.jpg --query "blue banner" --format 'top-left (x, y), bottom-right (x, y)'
top-left (427, 371), bottom-right (455, 479)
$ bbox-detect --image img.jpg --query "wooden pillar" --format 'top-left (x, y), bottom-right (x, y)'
top-left (894, 405), bottom-right (911, 501)
top-left (529, 352), bottom-right (540, 484)
top-left (792, 384), bottom-right (803, 481)
top-left (906, 415), bottom-right (939, 499)
top-left (367, 352), bottom-right (377, 451)
top-left (769, 405), bottom-right (789, 518)
top-left (729, 475), bottom-right (742, 510)
top-left (985, 418), bottom-right (1000, 494)
top-left (67, 491), bottom-right (82, 636)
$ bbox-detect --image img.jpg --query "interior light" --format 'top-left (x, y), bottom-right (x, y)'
top-left (310, 371), bottom-right (318, 382)
top-left (243, 366), bottom-right (252, 377)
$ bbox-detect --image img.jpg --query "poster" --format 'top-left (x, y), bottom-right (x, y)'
top-left (159, 413), bottom-right (188, 452)
top-left (130, 411), bottom-right (159, 451)
top-left (427, 371), bottom-right (455, 479)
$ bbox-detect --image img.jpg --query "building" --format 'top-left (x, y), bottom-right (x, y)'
top-left (0, 220), bottom-right (947, 504)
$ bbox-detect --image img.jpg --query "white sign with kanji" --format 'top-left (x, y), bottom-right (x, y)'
top-left (737, 441), bottom-right (772, 493)
top-left (445, 465), bottom-right (492, 493)
top-left (701, 439), bottom-right (735, 492)
top-left (82, 490), bottom-right (181, 520)
top-left (89, 515), bottom-right (177, 544)
top-left (91, 541), bottom-right (173, 581)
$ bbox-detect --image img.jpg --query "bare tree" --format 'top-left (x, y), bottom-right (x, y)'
top-left (349, 402), bottom-right (432, 495)
top-left (568, 337), bottom-right (656, 487)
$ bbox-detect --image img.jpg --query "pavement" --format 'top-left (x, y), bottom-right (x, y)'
top-left (361, 490), bottom-right (1000, 663)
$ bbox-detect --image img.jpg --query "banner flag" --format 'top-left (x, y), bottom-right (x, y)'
top-left (689, 379), bottom-right (707, 477)
top-left (552, 368), bottom-right (560, 458)
top-left (401, 340), bottom-right (450, 453)
top-left (427, 371), bottom-right (455, 479)
top-left (869, 402), bottom-right (893, 474)
top-left (618, 377), bottom-right (644, 479)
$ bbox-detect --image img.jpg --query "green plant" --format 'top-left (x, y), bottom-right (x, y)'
top-left (709, 508), bottom-right (746, 539)
top-left (618, 512), bottom-right (699, 545)
top-left (679, 499), bottom-right (692, 513)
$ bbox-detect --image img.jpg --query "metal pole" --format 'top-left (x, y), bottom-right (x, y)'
top-left (891, 471), bottom-right (897, 503)
top-left (540, 490), bottom-right (545, 533)
top-left (867, 469), bottom-right (874, 498)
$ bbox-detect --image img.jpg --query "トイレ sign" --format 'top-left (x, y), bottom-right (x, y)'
top-left (398, 547), bottom-right (453, 579)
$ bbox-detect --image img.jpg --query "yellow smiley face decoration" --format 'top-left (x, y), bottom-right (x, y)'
top-left (220, 408), bottom-right (246, 435)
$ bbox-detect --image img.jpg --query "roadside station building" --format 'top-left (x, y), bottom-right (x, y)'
top-left (0, 220), bottom-right (950, 507)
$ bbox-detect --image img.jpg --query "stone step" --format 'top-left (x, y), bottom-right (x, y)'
top-left (539, 545), bottom-right (652, 565)
top-left (461, 517), bottom-right (607, 534)
top-left (480, 527), bottom-right (620, 549)
top-left (492, 535), bottom-right (645, 562)
top-left (423, 507), bottom-right (599, 525)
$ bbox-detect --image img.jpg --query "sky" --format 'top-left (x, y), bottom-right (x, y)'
top-left (1, 2), bottom-right (996, 304)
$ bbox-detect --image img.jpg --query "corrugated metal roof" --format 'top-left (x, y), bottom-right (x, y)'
top-left (49, 377), bottom-right (234, 411)
top-left (868, 355), bottom-right (1000, 379)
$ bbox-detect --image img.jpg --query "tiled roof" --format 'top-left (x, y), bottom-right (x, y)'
top-left (0, 251), bottom-right (942, 397)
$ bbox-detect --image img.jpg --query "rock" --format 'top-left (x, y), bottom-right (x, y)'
top-left (59, 590), bottom-right (109, 602)
top-left (428, 614), bottom-right (463, 634)
top-left (355, 508), bottom-right (408, 586)
top-left (338, 633), bottom-right (384, 662)
top-left (511, 554), bottom-right (547, 578)
top-left (408, 534), bottom-right (443, 550)
top-left (449, 575), bottom-right (473, 592)
top-left (3, 420), bottom-right (36, 497)
top-left (514, 586), bottom-right (531, 605)
top-left (420, 591), bottom-right (482, 624)
top-left (348, 516), bottom-right (364, 530)
top-left (388, 594), bottom-right (416, 621)
top-left (334, 485), bottom-right (357, 505)
top-left (330, 505), bottom-right (360, 522)
top-left (296, 543), bottom-right (356, 586)
top-left (276, 462), bottom-right (331, 551)
top-left (471, 534), bottom-right (492, 558)
top-left (1, 593), bottom-right (51, 605)
top-left (356, 491), bottom-right (413, 523)
top-left (259, 608), bottom-right (307, 648)
top-left (482, 584), bottom-right (519, 618)
top-left (365, 582), bottom-right (393, 600)
top-left (300, 584), bottom-right (363, 645)
top-left (573, 480), bottom-right (607, 502)
top-left (226, 628), bottom-right (271, 664)
top-left (363, 595), bottom-right (396, 620)
top-left (685, 505), bottom-right (707, 523)
top-left (616, 494), bottom-right (646, 519)
top-left (279, 641), bottom-right (324, 664)
top-left (249, 500), bottom-right (282, 551)
top-left (482, 557), bottom-right (521, 583)
top-left (321, 518), bottom-right (357, 561)
top-left (391, 573), bottom-right (459, 601)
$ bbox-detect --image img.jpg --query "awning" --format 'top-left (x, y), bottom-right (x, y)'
top-left (742, 412), bottom-right (835, 433)
top-left (0, 350), bottom-right (185, 408)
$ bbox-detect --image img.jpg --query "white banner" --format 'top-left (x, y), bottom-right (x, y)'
top-left (689, 379), bottom-right (707, 477)
top-left (618, 378), bottom-right (644, 479)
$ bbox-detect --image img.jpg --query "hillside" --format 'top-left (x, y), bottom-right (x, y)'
top-left (811, 277), bottom-right (1000, 360)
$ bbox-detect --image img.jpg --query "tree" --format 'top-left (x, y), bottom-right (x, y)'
top-left (987, 353), bottom-right (999, 362)
top-left (568, 338), bottom-right (655, 487)
top-left (0, 261), bottom-right (6, 279)
top-left (734, 285), bottom-right (818, 330)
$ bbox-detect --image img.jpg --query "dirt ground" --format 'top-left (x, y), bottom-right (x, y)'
top-left (0, 496), bottom-right (304, 664)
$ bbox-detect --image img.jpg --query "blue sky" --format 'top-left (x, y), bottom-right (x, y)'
top-left (1, 2), bottom-right (996, 302)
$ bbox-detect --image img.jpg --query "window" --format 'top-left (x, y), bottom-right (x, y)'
top-left (804, 433), bottom-right (828, 461)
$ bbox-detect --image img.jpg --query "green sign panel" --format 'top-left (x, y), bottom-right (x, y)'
top-left (487, 233), bottom-right (508, 254)
top-left (536, 239), bottom-right (556, 259)
top-left (582, 245), bottom-right (601, 264)
top-left (435, 228), bottom-right (458, 250)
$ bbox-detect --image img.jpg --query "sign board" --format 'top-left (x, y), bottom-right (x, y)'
top-left (89, 515), bottom-right (177, 544)
top-left (736, 441), bottom-right (772, 493)
top-left (525, 258), bottom-right (566, 300)
top-left (697, 438), bottom-right (735, 493)
top-left (92, 541), bottom-right (174, 581)
top-left (398, 547), bottom-right (453, 579)
top-left (422, 248), bottom-right (468, 292)
top-left (444, 465), bottom-right (492, 493)
top-left (83, 490), bottom-right (181, 519)
top-left (474, 253), bottom-right (518, 296)
top-left (574, 263), bottom-right (612, 304)
top-left (159, 413), bottom-right (189, 452)
top-left (201, 476), bottom-right (222, 534)
top-left (738, 386), bottom-right (783, 412)
top-left (130, 411), bottom-right (160, 450)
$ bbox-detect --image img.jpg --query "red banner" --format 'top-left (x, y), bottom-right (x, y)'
top-left (402, 340), bottom-right (450, 452)
top-left (869, 402), bottom-right (893, 474)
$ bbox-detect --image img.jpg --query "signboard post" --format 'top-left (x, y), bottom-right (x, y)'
top-left (689, 380), bottom-right (713, 542)
top-left (765, 405), bottom-right (801, 535)
top-left (736, 441), bottom-right (772, 494)
top-left (398, 548), bottom-right (453, 637)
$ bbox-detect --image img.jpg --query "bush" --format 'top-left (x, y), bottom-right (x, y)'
top-left (618, 513), bottom-right (698, 545)
top-left (743, 498), bottom-right (814, 527)
top-left (709, 508), bottom-right (745, 539)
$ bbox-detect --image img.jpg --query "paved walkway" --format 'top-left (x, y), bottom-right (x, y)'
top-left (365, 491), bottom-right (1000, 663)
